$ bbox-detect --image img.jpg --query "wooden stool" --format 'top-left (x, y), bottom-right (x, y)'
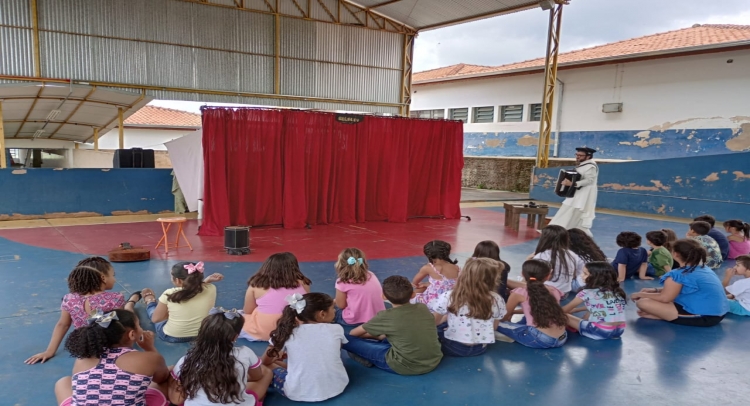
top-left (155, 217), bottom-right (193, 254)
top-left (503, 202), bottom-right (550, 232)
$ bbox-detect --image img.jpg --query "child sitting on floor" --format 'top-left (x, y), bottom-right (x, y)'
top-left (568, 228), bottom-right (608, 263)
top-left (686, 221), bottom-right (723, 269)
top-left (509, 225), bottom-right (584, 296)
top-left (334, 248), bottom-right (385, 327)
top-left (242, 253), bottom-right (311, 341)
top-left (433, 258), bottom-right (506, 357)
top-left (344, 275), bottom-right (443, 375)
top-left (171, 308), bottom-right (272, 406)
top-left (497, 260), bottom-right (568, 349)
top-left (612, 231), bottom-right (650, 281)
top-left (262, 293), bottom-right (348, 402)
top-left (724, 220), bottom-right (750, 259)
top-left (562, 262), bottom-right (626, 340)
top-left (471, 240), bottom-right (511, 301)
top-left (411, 240), bottom-right (460, 312)
top-left (141, 261), bottom-right (224, 343)
top-left (722, 255), bottom-right (750, 316)
top-left (646, 230), bottom-right (673, 278)
top-left (26, 257), bottom-right (139, 365)
top-left (54, 309), bottom-right (170, 406)
top-left (694, 215), bottom-right (730, 260)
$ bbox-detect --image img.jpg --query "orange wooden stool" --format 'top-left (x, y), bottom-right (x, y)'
top-left (155, 217), bottom-right (193, 254)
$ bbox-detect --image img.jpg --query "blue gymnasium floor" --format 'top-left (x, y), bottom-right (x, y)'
top-left (2, 206), bottom-right (749, 406)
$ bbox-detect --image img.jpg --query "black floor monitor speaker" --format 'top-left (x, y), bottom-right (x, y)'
top-left (113, 148), bottom-right (156, 168)
top-left (224, 226), bottom-right (250, 255)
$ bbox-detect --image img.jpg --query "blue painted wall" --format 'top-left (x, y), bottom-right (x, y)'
top-left (530, 152), bottom-right (750, 220)
top-left (0, 169), bottom-right (174, 217)
top-left (465, 128), bottom-right (746, 160)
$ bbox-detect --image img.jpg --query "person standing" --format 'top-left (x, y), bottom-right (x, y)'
top-left (549, 147), bottom-right (599, 237)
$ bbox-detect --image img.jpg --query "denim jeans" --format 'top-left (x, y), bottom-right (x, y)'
top-left (342, 334), bottom-right (395, 373)
top-left (496, 322), bottom-right (567, 349)
top-left (146, 301), bottom-right (194, 343)
top-left (645, 263), bottom-right (658, 277)
top-left (578, 320), bottom-right (625, 340)
top-left (436, 323), bottom-right (487, 357)
top-left (334, 308), bottom-right (362, 327)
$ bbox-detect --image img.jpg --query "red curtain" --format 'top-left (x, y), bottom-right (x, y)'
top-left (199, 108), bottom-right (463, 236)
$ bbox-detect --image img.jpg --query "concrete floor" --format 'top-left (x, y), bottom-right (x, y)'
top-left (2, 204), bottom-right (748, 406)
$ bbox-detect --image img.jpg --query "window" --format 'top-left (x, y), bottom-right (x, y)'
top-left (410, 109), bottom-right (445, 119)
top-left (449, 108), bottom-right (469, 123)
top-left (529, 103), bottom-right (542, 121)
top-left (9, 149), bottom-right (20, 159)
top-left (472, 106), bottom-right (494, 123)
top-left (500, 105), bottom-right (523, 122)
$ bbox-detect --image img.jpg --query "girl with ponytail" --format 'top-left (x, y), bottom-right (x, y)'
top-left (333, 248), bottom-right (385, 326)
top-left (171, 309), bottom-right (272, 406)
top-left (496, 260), bottom-right (568, 349)
top-left (632, 239), bottom-right (729, 327)
top-left (724, 219), bottom-right (750, 259)
top-left (140, 261), bottom-right (224, 343)
top-left (261, 293), bottom-right (349, 402)
top-left (54, 309), bottom-right (170, 406)
top-left (411, 240), bottom-right (460, 312)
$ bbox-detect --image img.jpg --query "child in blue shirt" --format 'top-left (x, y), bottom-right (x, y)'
top-left (612, 231), bottom-right (649, 281)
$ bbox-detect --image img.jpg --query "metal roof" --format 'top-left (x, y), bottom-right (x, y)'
top-left (348, 0), bottom-right (542, 31)
top-left (0, 83), bottom-right (152, 143)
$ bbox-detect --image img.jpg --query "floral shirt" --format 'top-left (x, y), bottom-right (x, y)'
top-left (411, 263), bottom-right (458, 312)
top-left (576, 289), bottom-right (626, 323)
top-left (62, 292), bottom-right (126, 328)
top-left (691, 235), bottom-right (723, 269)
top-left (433, 291), bottom-right (506, 344)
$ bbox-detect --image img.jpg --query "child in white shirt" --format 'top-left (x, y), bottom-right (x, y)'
top-left (722, 255), bottom-right (750, 316)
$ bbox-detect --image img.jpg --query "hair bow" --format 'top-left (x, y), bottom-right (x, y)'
top-left (87, 309), bottom-right (119, 328)
top-left (346, 257), bottom-right (364, 266)
top-left (286, 293), bottom-right (306, 314)
top-left (184, 261), bottom-right (205, 274)
top-left (209, 306), bottom-right (241, 320)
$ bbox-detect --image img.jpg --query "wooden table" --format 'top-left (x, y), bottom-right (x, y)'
top-left (503, 202), bottom-right (549, 232)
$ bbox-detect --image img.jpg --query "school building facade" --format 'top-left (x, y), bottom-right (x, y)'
top-left (410, 24), bottom-right (750, 163)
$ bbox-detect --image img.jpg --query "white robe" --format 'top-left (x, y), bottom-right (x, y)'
top-left (549, 159), bottom-right (598, 236)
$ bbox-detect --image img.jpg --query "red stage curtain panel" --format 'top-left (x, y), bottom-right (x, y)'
top-left (199, 108), bottom-right (463, 235)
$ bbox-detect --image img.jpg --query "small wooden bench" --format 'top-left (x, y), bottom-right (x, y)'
top-left (503, 202), bottom-right (549, 232)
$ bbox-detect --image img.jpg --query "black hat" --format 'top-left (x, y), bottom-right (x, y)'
top-left (575, 147), bottom-right (596, 155)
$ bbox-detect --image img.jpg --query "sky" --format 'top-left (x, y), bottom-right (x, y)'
top-left (152, 0), bottom-right (750, 113)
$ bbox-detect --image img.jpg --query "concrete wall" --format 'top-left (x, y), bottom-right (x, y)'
top-left (530, 152), bottom-right (750, 220)
top-left (73, 150), bottom-right (173, 169)
top-left (463, 157), bottom-right (574, 192)
top-left (94, 128), bottom-right (198, 151)
top-left (412, 49), bottom-right (750, 160)
top-left (0, 168), bottom-right (174, 220)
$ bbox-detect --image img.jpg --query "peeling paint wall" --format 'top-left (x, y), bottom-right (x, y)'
top-left (530, 152), bottom-right (750, 220)
top-left (0, 169), bottom-right (174, 219)
top-left (414, 49), bottom-right (750, 161)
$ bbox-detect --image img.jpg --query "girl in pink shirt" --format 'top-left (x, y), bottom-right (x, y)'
top-left (334, 248), bottom-right (386, 326)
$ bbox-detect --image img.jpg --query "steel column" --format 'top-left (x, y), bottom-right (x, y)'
top-left (118, 108), bottom-right (124, 149)
top-left (535, 2), bottom-right (564, 168)
top-left (399, 33), bottom-right (414, 117)
top-left (0, 101), bottom-right (6, 169)
top-left (93, 128), bottom-right (99, 151)
top-left (30, 0), bottom-right (42, 77)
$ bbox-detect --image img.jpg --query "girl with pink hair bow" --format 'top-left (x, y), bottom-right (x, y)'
top-left (139, 261), bottom-right (224, 343)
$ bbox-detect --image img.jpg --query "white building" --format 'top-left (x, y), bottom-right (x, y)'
top-left (7, 105), bottom-right (200, 168)
top-left (411, 24), bottom-right (750, 161)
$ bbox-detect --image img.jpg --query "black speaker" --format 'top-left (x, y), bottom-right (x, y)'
top-left (224, 226), bottom-right (250, 255)
top-left (113, 148), bottom-right (155, 168)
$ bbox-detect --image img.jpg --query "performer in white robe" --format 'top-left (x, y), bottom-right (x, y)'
top-left (549, 147), bottom-right (599, 237)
